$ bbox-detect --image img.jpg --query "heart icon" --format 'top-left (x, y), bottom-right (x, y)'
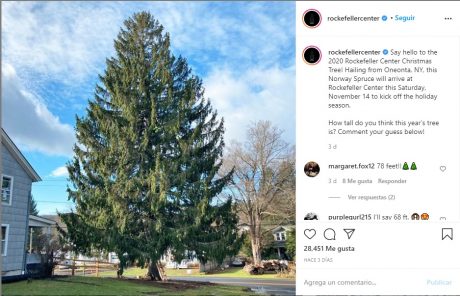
top-left (304, 229), bottom-right (316, 239)
top-left (440, 166), bottom-right (446, 172)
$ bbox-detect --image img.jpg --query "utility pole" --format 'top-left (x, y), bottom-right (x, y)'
top-left (29, 228), bottom-right (34, 252)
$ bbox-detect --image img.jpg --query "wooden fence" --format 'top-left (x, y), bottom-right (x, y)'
top-left (53, 257), bottom-right (118, 277)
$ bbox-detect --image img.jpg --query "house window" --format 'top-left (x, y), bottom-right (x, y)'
top-left (1, 225), bottom-right (8, 256)
top-left (275, 231), bottom-right (286, 241)
top-left (2, 175), bottom-right (13, 205)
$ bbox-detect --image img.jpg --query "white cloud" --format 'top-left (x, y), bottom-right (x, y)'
top-left (155, 2), bottom-right (294, 72)
top-left (50, 166), bottom-right (68, 178)
top-left (205, 65), bottom-right (295, 144)
top-left (1, 2), bottom-right (294, 83)
top-left (1, 2), bottom-right (123, 83)
top-left (2, 63), bottom-right (75, 156)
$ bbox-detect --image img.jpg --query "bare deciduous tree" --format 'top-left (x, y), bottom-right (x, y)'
top-left (223, 121), bottom-right (295, 266)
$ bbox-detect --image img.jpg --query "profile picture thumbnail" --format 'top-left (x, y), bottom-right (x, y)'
top-left (303, 9), bottom-right (322, 28)
top-left (304, 161), bottom-right (320, 177)
top-left (303, 46), bottom-right (321, 65)
top-left (304, 212), bottom-right (319, 220)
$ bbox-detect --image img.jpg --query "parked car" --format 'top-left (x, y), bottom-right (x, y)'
top-left (178, 259), bottom-right (192, 269)
top-left (57, 258), bottom-right (72, 269)
top-left (231, 257), bottom-right (246, 267)
top-left (166, 261), bottom-right (178, 269)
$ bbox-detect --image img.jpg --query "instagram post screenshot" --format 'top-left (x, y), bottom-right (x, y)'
top-left (1, 1), bottom-right (459, 296)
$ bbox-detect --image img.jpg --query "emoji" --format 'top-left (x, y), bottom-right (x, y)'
top-left (411, 213), bottom-right (420, 220)
top-left (421, 213), bottom-right (429, 220)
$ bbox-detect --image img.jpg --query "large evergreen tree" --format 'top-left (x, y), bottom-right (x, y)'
top-left (29, 194), bottom-right (39, 215)
top-left (60, 12), bottom-right (239, 279)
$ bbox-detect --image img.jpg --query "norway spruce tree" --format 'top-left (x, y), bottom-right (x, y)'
top-left (60, 12), bottom-right (238, 279)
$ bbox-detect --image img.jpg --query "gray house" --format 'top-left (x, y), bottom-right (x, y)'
top-left (1, 129), bottom-right (41, 277)
top-left (271, 225), bottom-right (293, 260)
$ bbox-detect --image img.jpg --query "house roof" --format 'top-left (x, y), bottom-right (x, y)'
top-left (29, 215), bottom-right (56, 227)
top-left (42, 215), bottom-right (67, 230)
top-left (238, 223), bottom-right (295, 234)
top-left (271, 225), bottom-right (293, 234)
top-left (1, 129), bottom-right (41, 182)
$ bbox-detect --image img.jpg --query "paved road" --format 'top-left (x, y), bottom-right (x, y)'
top-left (169, 276), bottom-right (295, 296)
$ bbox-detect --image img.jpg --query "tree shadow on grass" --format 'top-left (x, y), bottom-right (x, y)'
top-left (124, 278), bottom-right (216, 291)
top-left (52, 276), bottom-right (102, 287)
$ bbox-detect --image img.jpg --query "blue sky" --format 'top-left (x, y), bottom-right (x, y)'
top-left (1, 1), bottom-right (295, 215)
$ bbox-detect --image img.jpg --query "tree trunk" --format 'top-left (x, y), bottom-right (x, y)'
top-left (251, 239), bottom-right (262, 266)
top-left (250, 218), bottom-right (262, 266)
top-left (147, 261), bottom-right (163, 281)
top-left (200, 262), bottom-right (205, 273)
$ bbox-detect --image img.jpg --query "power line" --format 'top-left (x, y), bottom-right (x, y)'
top-left (39, 179), bottom-right (69, 182)
top-left (36, 200), bottom-right (74, 204)
top-left (33, 185), bottom-right (69, 187)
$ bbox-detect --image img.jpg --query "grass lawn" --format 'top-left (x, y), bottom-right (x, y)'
top-left (2, 276), bottom-right (256, 296)
top-left (96, 266), bottom-right (287, 280)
